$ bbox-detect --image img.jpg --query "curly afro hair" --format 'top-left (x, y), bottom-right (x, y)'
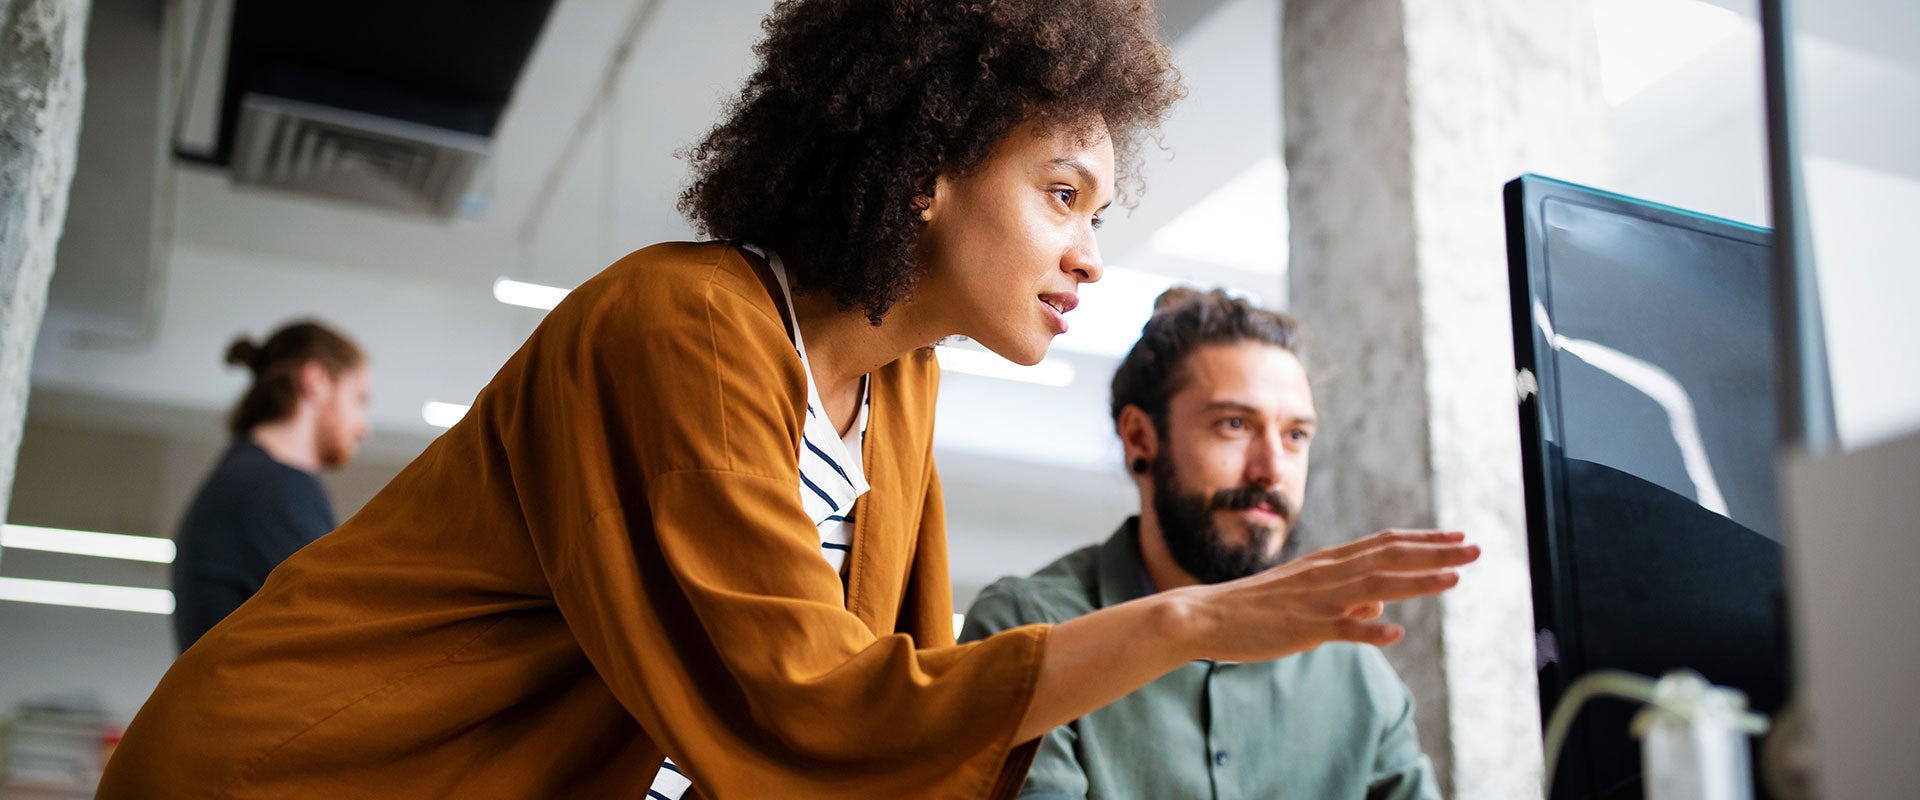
top-left (680, 0), bottom-right (1183, 324)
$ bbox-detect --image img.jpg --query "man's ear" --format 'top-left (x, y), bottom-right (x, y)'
top-left (295, 360), bottom-right (330, 401)
top-left (1117, 405), bottom-right (1160, 471)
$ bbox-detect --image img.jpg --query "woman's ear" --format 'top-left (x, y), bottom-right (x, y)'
top-left (917, 173), bottom-right (952, 224)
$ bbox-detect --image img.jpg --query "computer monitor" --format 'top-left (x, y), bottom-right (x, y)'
top-left (1503, 175), bottom-right (1791, 800)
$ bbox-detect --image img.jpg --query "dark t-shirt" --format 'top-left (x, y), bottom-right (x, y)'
top-left (170, 439), bottom-right (335, 652)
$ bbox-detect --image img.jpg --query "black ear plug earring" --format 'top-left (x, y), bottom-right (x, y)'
top-left (1130, 457), bottom-right (1149, 475)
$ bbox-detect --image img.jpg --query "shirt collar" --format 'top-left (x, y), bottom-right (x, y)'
top-left (1095, 517), bottom-right (1157, 609)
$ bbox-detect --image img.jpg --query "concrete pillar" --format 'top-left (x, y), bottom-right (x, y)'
top-left (1, 0), bottom-right (90, 559)
top-left (1281, 0), bottom-right (1612, 796)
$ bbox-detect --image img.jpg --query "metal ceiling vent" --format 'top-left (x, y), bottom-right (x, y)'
top-left (230, 94), bottom-right (489, 218)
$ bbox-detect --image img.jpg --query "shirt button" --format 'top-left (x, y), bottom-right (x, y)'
top-left (1214, 750), bottom-right (1229, 766)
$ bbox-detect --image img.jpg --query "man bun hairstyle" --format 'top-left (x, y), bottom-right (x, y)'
top-left (680, 0), bottom-right (1184, 324)
top-left (225, 338), bottom-right (264, 374)
top-left (225, 321), bottom-right (365, 437)
top-left (1109, 287), bottom-right (1305, 437)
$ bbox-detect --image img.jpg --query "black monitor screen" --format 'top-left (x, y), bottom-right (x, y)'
top-left (1541, 196), bottom-right (1780, 540)
top-left (1505, 175), bottom-right (1789, 800)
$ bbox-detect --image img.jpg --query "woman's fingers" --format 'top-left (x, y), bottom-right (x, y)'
top-left (1322, 570), bottom-right (1462, 607)
top-left (1209, 532), bottom-right (1475, 661)
top-left (1303, 530), bottom-right (1465, 564)
top-left (1345, 601), bottom-right (1385, 620)
top-left (1307, 541), bottom-right (1480, 583)
top-left (1323, 617), bottom-right (1404, 646)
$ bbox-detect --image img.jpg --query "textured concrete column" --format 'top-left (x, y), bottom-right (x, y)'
top-left (1281, 1), bottom-right (1612, 796)
top-left (1, 0), bottom-right (90, 558)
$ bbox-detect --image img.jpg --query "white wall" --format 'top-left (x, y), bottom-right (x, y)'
top-left (1607, 3), bottom-right (1920, 451)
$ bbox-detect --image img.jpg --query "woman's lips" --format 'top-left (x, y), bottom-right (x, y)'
top-left (1039, 292), bottom-right (1078, 335)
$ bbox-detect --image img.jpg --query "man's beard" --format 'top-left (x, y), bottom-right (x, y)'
top-left (314, 407), bottom-right (352, 469)
top-left (1151, 453), bottom-right (1302, 584)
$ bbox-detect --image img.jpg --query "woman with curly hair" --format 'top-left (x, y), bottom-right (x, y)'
top-left (101, 1), bottom-right (1476, 797)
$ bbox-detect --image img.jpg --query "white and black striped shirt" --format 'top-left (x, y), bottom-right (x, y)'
top-left (762, 244), bottom-right (871, 575)
top-left (649, 245), bottom-right (870, 798)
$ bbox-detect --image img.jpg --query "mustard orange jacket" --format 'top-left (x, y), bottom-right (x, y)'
top-left (99, 242), bottom-right (1050, 799)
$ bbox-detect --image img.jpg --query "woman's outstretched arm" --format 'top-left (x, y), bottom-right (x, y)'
top-left (1016, 530), bottom-right (1478, 741)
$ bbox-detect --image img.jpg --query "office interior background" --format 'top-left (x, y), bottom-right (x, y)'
top-left (1, 0), bottom-right (1915, 796)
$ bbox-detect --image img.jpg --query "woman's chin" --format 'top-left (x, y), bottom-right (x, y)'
top-left (961, 332), bottom-right (1050, 367)
top-left (1000, 341), bottom-right (1051, 367)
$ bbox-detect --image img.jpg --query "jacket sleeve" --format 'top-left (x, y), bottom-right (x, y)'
top-left (963, 586), bottom-right (1089, 799)
top-left (494, 248), bottom-right (1052, 797)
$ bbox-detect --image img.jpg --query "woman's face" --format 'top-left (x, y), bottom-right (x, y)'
top-left (918, 118), bottom-right (1114, 365)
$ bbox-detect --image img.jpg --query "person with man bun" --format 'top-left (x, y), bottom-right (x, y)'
top-left (170, 320), bottom-right (370, 651)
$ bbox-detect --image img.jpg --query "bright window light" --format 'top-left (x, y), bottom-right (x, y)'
top-left (934, 347), bottom-right (1076, 388)
top-left (0, 524), bottom-right (175, 563)
top-left (0, 577), bottom-right (175, 615)
top-left (1049, 266), bottom-right (1266, 360)
top-left (423, 401), bottom-right (471, 428)
top-left (493, 277), bottom-right (571, 310)
top-left (1144, 154), bottom-right (1288, 274)
top-left (1593, 0), bottom-right (1748, 107)
top-left (1050, 266), bottom-right (1183, 359)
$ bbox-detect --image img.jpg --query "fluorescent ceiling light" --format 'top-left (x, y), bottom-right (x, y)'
top-left (934, 347), bottom-right (1076, 388)
top-left (0, 524), bottom-right (176, 563)
top-left (493, 277), bottom-right (570, 310)
top-left (0, 577), bottom-right (175, 615)
top-left (1143, 153), bottom-right (1288, 274)
top-left (423, 401), bottom-right (471, 428)
top-left (1593, 0), bottom-right (1748, 107)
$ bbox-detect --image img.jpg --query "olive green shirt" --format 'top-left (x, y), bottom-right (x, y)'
top-left (961, 520), bottom-right (1441, 800)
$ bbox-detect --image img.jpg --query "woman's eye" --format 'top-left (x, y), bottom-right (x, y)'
top-left (1054, 188), bottom-right (1076, 207)
top-left (1091, 216), bottom-right (1105, 231)
top-left (1219, 417), bottom-right (1245, 431)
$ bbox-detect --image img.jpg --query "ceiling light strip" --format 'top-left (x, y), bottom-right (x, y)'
top-left (0, 577), bottom-right (176, 615)
top-left (422, 401), bottom-right (472, 429)
top-left (0, 524), bottom-right (176, 564)
top-left (493, 278), bottom-right (571, 310)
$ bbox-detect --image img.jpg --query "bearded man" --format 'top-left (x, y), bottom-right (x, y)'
top-left (962, 288), bottom-right (1440, 800)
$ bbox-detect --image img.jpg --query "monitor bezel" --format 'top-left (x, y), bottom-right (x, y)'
top-left (1502, 173), bottom-right (1772, 796)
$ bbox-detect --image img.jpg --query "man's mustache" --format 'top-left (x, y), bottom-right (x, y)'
top-left (1208, 486), bottom-right (1296, 524)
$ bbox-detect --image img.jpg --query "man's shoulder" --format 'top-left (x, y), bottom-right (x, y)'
top-left (961, 543), bottom-right (1104, 636)
top-left (198, 445), bottom-right (323, 505)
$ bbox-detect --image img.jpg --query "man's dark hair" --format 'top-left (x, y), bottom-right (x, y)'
top-left (224, 320), bottom-right (364, 437)
top-left (679, 0), bottom-right (1183, 324)
top-left (1109, 287), bottom-right (1305, 437)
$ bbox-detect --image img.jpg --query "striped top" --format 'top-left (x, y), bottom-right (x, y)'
top-left (650, 245), bottom-right (870, 799)
top-left (759, 244), bottom-right (872, 575)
